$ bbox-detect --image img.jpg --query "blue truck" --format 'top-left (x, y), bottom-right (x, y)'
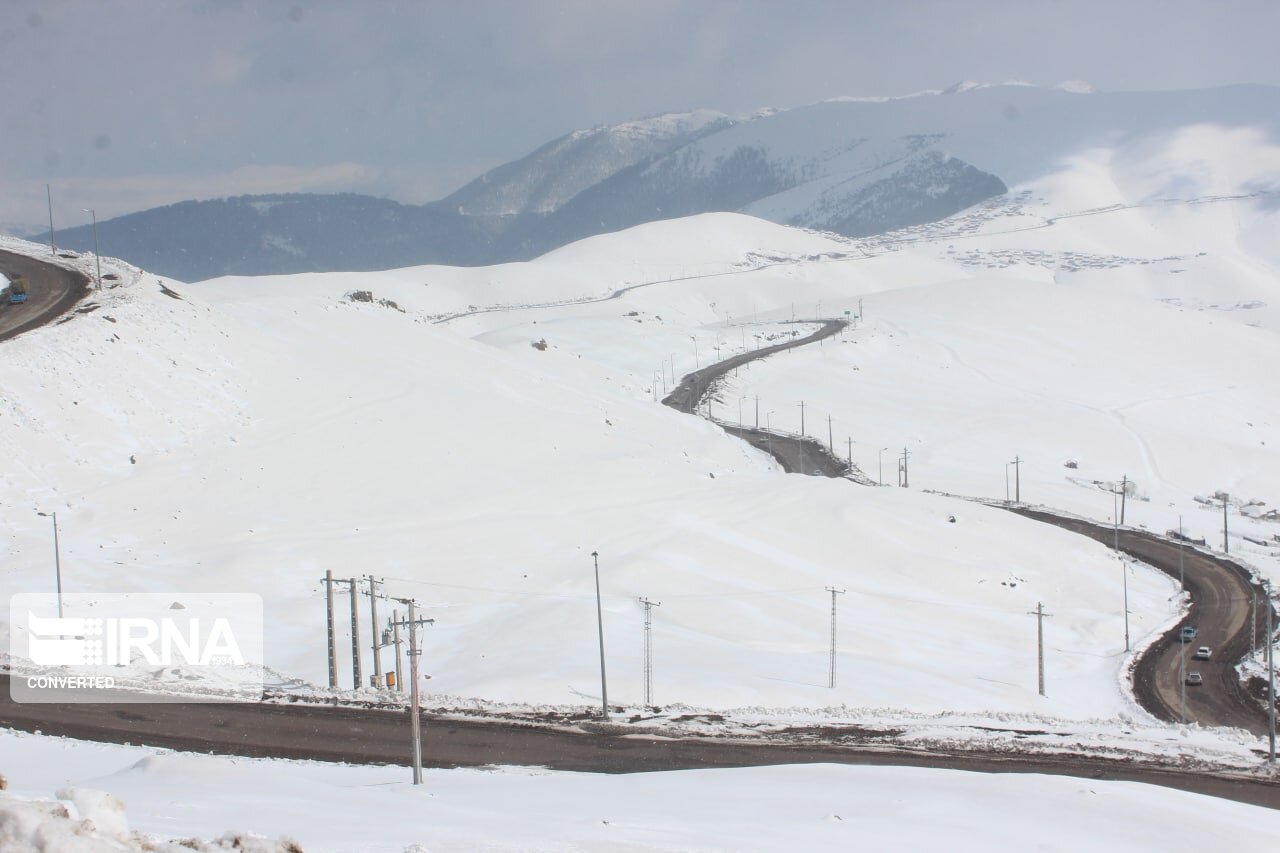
top-left (7, 277), bottom-right (28, 304)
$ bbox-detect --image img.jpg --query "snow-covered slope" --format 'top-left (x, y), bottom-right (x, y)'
top-left (2, 89), bottom-right (1278, 729)
top-left (6, 732), bottom-right (1280, 852)
top-left (442, 109), bottom-right (735, 216)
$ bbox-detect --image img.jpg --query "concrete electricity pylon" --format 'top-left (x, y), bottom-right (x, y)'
top-left (639, 597), bottom-right (661, 706)
top-left (826, 587), bottom-right (846, 688)
top-left (391, 599), bottom-right (434, 785)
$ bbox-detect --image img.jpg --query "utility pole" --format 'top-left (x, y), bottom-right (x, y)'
top-left (754, 395), bottom-right (759, 429)
top-left (1180, 631), bottom-right (1187, 724)
top-left (1268, 580), bottom-right (1276, 764)
top-left (51, 512), bottom-right (63, 618)
top-left (322, 570), bottom-right (338, 688)
top-left (366, 576), bottom-right (383, 688)
top-left (900, 447), bottom-right (909, 488)
top-left (390, 608), bottom-right (404, 692)
top-left (639, 598), bottom-right (661, 706)
top-left (847, 436), bottom-right (853, 470)
top-left (827, 414), bottom-right (833, 454)
top-left (592, 551), bottom-right (610, 721)
top-left (1029, 602), bottom-right (1051, 696)
top-left (1010, 456), bottom-right (1021, 504)
top-left (826, 587), bottom-right (846, 688)
top-left (392, 599), bottom-right (434, 785)
top-left (1122, 556), bottom-right (1130, 654)
top-left (46, 184), bottom-right (55, 254)
top-left (798, 401), bottom-right (807, 476)
top-left (1119, 475), bottom-right (1128, 525)
top-left (348, 577), bottom-right (362, 689)
top-left (1223, 494), bottom-right (1230, 554)
top-left (1112, 488), bottom-right (1129, 653)
top-left (82, 208), bottom-right (102, 289)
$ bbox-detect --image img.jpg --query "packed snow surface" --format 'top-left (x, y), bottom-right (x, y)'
top-left (4, 731), bottom-right (1280, 852)
top-left (1, 83), bottom-right (1279, 743)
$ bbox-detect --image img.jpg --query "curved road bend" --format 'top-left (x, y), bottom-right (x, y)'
top-left (0, 249), bottom-right (91, 342)
top-left (1, 304), bottom-right (1275, 802)
top-left (1, 676), bottom-right (1278, 809)
top-left (1009, 508), bottom-right (1273, 735)
top-left (658, 319), bottom-right (1273, 735)
top-left (663, 319), bottom-right (873, 481)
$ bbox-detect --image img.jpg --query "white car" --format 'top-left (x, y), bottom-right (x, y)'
top-left (1186, 672), bottom-right (1203, 686)
top-left (1193, 646), bottom-right (1212, 660)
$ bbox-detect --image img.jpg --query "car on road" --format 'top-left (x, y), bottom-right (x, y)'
top-left (1186, 672), bottom-right (1203, 686)
top-left (1179, 626), bottom-right (1198, 642)
top-left (1194, 646), bottom-right (1212, 660)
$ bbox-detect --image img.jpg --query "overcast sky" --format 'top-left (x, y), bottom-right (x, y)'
top-left (3, 0), bottom-right (1278, 230)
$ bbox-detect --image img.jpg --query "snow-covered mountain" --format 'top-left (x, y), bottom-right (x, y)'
top-left (35, 83), bottom-right (1280, 282)
top-left (441, 109), bottom-right (736, 216)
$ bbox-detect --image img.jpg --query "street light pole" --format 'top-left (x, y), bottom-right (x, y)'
top-left (36, 511), bottom-right (64, 617)
top-left (82, 208), bottom-right (102, 289)
top-left (46, 184), bottom-right (55, 255)
top-left (592, 551), bottom-right (609, 721)
top-left (1114, 489), bottom-right (1129, 652)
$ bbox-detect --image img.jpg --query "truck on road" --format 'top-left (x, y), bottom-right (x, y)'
top-left (6, 277), bottom-right (28, 304)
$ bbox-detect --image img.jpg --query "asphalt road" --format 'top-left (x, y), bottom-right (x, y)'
top-left (2, 281), bottom-right (1275, 805)
top-left (2, 675), bottom-right (1279, 808)
top-left (0, 249), bottom-right (90, 342)
top-left (659, 316), bottom-right (1275, 736)
top-left (1009, 508), bottom-right (1273, 736)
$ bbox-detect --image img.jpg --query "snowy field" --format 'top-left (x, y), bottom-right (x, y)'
top-left (2, 88), bottom-right (1280, 853)
top-left (4, 730), bottom-right (1280, 852)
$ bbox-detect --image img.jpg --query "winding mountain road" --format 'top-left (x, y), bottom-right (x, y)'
top-left (2, 248), bottom-right (1277, 806)
top-left (0, 249), bottom-right (90, 342)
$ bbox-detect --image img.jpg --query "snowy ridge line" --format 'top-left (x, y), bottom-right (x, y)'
top-left (430, 188), bottom-right (1278, 329)
top-left (869, 187), bottom-right (1280, 251)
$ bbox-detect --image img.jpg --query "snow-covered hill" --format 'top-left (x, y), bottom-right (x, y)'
top-left (441, 109), bottom-right (735, 216)
top-left (3, 74), bottom-right (1280, 732)
top-left (39, 83), bottom-right (1280, 281)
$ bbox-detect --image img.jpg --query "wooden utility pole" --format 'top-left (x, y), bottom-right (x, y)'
top-left (1010, 456), bottom-right (1021, 504)
top-left (900, 447), bottom-right (910, 488)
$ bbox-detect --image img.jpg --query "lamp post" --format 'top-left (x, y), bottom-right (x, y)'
top-left (591, 551), bottom-right (609, 721)
top-left (1113, 489), bottom-right (1129, 653)
top-left (82, 208), bottom-right (102, 289)
top-left (36, 511), bottom-right (63, 617)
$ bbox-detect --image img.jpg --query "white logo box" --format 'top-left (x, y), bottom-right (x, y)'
top-left (8, 592), bottom-right (263, 704)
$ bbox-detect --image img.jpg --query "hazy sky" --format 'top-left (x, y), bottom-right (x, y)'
top-left (3, 0), bottom-right (1278, 230)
